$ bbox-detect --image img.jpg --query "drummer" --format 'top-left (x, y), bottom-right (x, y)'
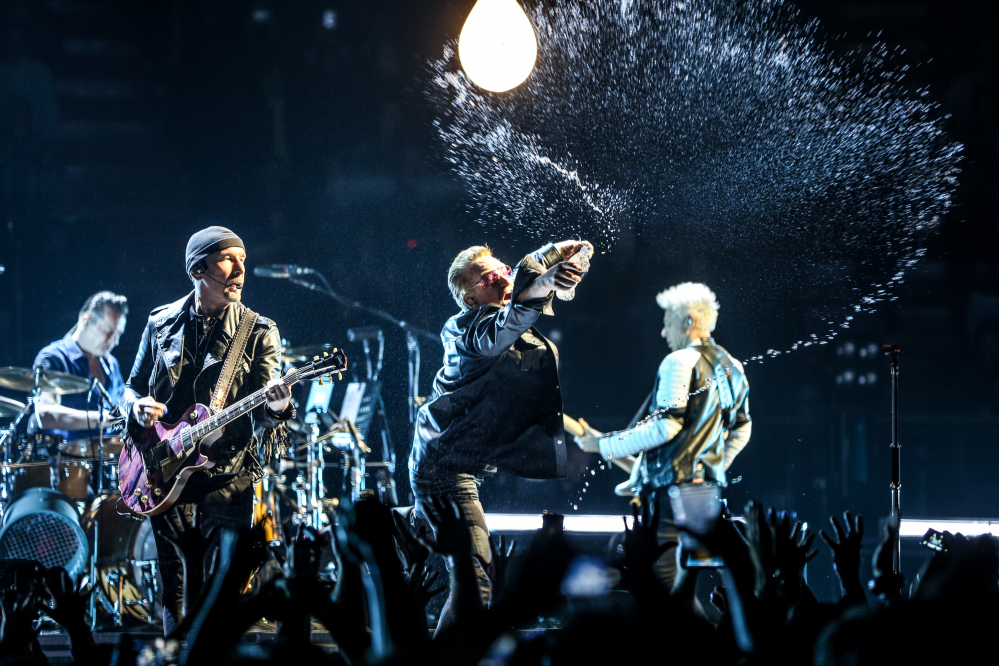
top-left (31, 292), bottom-right (128, 449)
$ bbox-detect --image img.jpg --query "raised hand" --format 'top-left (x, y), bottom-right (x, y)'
top-left (820, 512), bottom-right (866, 604)
top-left (622, 497), bottom-right (674, 574)
top-left (745, 502), bottom-right (778, 596)
top-left (0, 563), bottom-right (46, 651)
top-left (473, 534), bottom-right (517, 605)
top-left (391, 510), bottom-right (430, 572)
top-left (159, 506), bottom-right (217, 607)
top-left (42, 568), bottom-right (92, 631)
top-left (160, 506), bottom-right (217, 570)
top-left (554, 239), bottom-right (594, 261)
top-left (773, 512), bottom-right (817, 576)
top-left (417, 496), bottom-right (474, 561)
top-left (287, 523), bottom-right (329, 580)
top-left (770, 511), bottom-right (817, 607)
top-left (405, 563), bottom-right (446, 611)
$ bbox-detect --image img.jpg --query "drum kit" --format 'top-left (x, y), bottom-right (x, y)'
top-left (0, 366), bottom-right (159, 627)
top-left (263, 340), bottom-right (398, 533)
top-left (0, 338), bottom-right (400, 628)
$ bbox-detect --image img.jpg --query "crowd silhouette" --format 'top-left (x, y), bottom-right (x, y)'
top-left (1, 495), bottom-right (995, 665)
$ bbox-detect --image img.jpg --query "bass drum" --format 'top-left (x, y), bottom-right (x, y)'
top-left (82, 495), bottom-right (162, 625)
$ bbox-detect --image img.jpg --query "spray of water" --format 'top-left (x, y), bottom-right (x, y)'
top-left (429, 0), bottom-right (961, 347)
top-left (429, 0), bottom-right (962, 508)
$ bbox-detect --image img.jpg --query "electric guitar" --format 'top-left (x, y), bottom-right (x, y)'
top-left (118, 349), bottom-right (347, 516)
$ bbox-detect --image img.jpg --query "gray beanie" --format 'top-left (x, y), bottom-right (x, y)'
top-left (185, 226), bottom-right (244, 274)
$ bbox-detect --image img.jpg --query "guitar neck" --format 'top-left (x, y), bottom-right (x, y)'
top-left (188, 372), bottom-right (300, 441)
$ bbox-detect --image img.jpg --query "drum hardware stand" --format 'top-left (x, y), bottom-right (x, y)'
top-left (86, 379), bottom-right (121, 630)
top-left (310, 418), bottom-right (371, 507)
top-left (0, 370), bottom-right (43, 515)
top-left (347, 328), bottom-right (399, 506)
top-left (280, 272), bottom-right (429, 506)
top-left (307, 419), bottom-right (327, 528)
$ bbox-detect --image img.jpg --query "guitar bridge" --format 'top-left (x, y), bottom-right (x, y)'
top-left (143, 440), bottom-right (177, 474)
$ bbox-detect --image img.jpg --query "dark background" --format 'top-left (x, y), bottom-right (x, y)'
top-left (1, 0), bottom-right (997, 598)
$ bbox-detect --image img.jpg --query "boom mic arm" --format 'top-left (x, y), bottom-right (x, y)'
top-left (253, 264), bottom-right (311, 279)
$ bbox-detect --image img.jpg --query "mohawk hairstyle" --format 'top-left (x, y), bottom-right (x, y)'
top-left (655, 282), bottom-right (719, 331)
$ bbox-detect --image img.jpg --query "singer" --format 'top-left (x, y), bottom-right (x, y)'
top-left (119, 226), bottom-right (295, 634)
top-left (32, 291), bottom-right (129, 445)
top-left (409, 240), bottom-right (592, 633)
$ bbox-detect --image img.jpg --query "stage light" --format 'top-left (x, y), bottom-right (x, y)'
top-left (486, 513), bottom-right (633, 532)
top-left (899, 519), bottom-right (999, 537)
top-left (458, 0), bottom-right (537, 93)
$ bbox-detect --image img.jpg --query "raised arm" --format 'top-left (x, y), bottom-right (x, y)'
top-left (453, 243), bottom-right (569, 358)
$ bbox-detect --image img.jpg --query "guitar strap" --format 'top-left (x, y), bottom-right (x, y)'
top-left (210, 307), bottom-right (259, 413)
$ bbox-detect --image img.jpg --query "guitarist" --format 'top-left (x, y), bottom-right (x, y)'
top-left (573, 282), bottom-right (752, 587)
top-left (409, 239), bottom-right (591, 633)
top-left (119, 226), bottom-right (294, 634)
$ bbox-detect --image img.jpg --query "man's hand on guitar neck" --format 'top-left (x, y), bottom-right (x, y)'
top-left (133, 396), bottom-right (168, 428)
top-left (573, 417), bottom-right (603, 454)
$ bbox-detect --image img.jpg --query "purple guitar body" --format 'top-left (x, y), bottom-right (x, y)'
top-left (117, 348), bottom-right (347, 517)
top-left (118, 404), bottom-right (214, 516)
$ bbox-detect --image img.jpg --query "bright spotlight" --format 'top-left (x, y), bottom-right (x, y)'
top-left (458, 0), bottom-right (538, 93)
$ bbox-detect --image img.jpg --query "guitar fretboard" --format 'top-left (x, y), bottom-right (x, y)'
top-left (188, 367), bottom-right (306, 441)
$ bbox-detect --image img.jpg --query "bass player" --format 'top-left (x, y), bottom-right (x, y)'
top-left (119, 226), bottom-right (295, 634)
top-left (573, 282), bottom-right (751, 588)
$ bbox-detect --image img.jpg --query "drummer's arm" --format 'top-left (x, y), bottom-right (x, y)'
top-left (34, 392), bottom-right (111, 431)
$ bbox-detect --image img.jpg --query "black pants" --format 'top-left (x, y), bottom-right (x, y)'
top-left (412, 473), bottom-right (492, 635)
top-left (150, 471), bottom-right (254, 635)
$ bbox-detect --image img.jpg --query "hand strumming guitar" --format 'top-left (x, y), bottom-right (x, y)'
top-left (132, 396), bottom-right (167, 428)
top-left (131, 379), bottom-right (287, 428)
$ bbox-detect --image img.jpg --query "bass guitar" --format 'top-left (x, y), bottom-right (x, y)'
top-left (118, 349), bottom-right (347, 516)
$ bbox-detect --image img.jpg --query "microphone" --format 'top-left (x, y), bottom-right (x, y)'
top-left (254, 264), bottom-right (309, 279)
top-left (91, 377), bottom-right (116, 410)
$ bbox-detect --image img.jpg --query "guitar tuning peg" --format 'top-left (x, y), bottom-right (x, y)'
top-left (333, 348), bottom-right (338, 353)
top-left (318, 378), bottom-right (325, 385)
top-left (337, 372), bottom-right (343, 380)
top-left (323, 351), bottom-right (329, 357)
top-left (314, 355), bottom-right (320, 361)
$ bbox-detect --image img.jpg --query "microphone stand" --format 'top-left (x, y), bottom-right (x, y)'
top-left (285, 268), bottom-right (432, 424)
top-left (884, 344), bottom-right (902, 581)
top-left (286, 269), bottom-right (438, 344)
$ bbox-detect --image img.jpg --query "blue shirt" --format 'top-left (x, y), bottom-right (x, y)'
top-left (32, 337), bottom-right (125, 443)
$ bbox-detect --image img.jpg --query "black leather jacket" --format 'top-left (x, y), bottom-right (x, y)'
top-left (120, 293), bottom-right (292, 477)
top-left (642, 340), bottom-right (750, 491)
top-left (409, 244), bottom-right (568, 486)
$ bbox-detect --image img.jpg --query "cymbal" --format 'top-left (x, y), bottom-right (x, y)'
top-left (0, 367), bottom-right (91, 395)
top-left (282, 344), bottom-right (336, 363)
top-left (60, 437), bottom-right (124, 458)
top-left (0, 396), bottom-right (26, 418)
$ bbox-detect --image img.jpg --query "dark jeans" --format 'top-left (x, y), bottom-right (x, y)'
top-left (646, 489), bottom-right (679, 590)
top-left (412, 473), bottom-right (492, 634)
top-left (150, 471), bottom-right (254, 635)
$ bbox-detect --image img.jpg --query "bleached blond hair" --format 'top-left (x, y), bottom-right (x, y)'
top-left (656, 282), bottom-right (719, 331)
top-left (448, 245), bottom-right (493, 310)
